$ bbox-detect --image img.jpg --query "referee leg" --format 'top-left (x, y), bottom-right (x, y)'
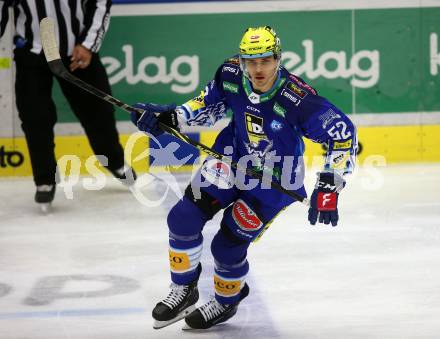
top-left (57, 53), bottom-right (125, 172)
top-left (14, 49), bottom-right (58, 186)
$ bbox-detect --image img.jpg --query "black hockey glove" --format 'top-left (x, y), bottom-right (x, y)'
top-left (308, 172), bottom-right (345, 226)
top-left (130, 103), bottom-right (178, 137)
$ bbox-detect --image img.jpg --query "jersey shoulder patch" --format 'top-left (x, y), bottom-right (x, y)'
top-left (220, 64), bottom-right (241, 78)
top-left (223, 56), bottom-right (240, 66)
top-left (218, 56), bottom-right (242, 83)
top-left (288, 73), bottom-right (318, 95)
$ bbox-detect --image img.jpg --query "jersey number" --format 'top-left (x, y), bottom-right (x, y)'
top-left (327, 121), bottom-right (351, 140)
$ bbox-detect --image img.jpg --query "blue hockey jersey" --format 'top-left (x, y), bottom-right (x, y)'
top-left (175, 56), bottom-right (357, 204)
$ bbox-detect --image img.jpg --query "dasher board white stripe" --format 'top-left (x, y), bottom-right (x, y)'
top-left (111, 0), bottom-right (440, 17)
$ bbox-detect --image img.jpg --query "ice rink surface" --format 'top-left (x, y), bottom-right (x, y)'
top-left (1, 163), bottom-right (440, 339)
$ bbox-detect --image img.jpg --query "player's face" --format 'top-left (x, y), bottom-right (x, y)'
top-left (244, 56), bottom-right (279, 92)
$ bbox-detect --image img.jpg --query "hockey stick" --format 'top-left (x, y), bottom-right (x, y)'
top-left (39, 17), bottom-right (309, 206)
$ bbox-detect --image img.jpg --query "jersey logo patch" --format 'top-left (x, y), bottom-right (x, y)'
top-left (224, 57), bottom-right (240, 65)
top-left (319, 109), bottom-right (341, 128)
top-left (281, 89), bottom-right (301, 106)
top-left (214, 275), bottom-right (242, 297)
top-left (245, 112), bottom-right (266, 144)
top-left (201, 159), bottom-right (234, 189)
top-left (287, 81), bottom-right (308, 98)
top-left (271, 120), bottom-right (283, 132)
top-left (232, 199), bottom-right (264, 231)
top-left (223, 81), bottom-right (239, 93)
top-left (169, 250), bottom-right (191, 272)
top-left (333, 139), bottom-right (352, 150)
top-left (273, 102), bottom-right (286, 117)
top-left (289, 74), bottom-right (317, 95)
top-left (248, 92), bottom-right (260, 104)
top-left (186, 91), bottom-right (206, 112)
top-left (317, 192), bottom-right (337, 211)
top-left (329, 151), bottom-right (350, 170)
top-left (222, 65), bottom-right (240, 75)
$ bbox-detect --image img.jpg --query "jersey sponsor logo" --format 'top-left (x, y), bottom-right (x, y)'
top-left (287, 82), bottom-right (308, 98)
top-left (245, 113), bottom-right (266, 144)
top-left (201, 159), bottom-right (234, 189)
top-left (288, 74), bottom-right (317, 95)
top-left (169, 250), bottom-right (191, 272)
top-left (319, 108), bottom-right (341, 129)
top-left (186, 92), bottom-right (206, 112)
top-left (223, 81), bottom-right (239, 93)
top-left (244, 139), bottom-right (274, 164)
top-left (244, 113), bottom-right (276, 167)
top-left (225, 57), bottom-right (240, 65)
top-left (246, 105), bottom-right (260, 113)
top-left (330, 151), bottom-right (350, 170)
top-left (248, 92), bottom-right (260, 104)
top-left (232, 199), bottom-right (264, 232)
top-left (214, 275), bottom-right (241, 297)
top-left (333, 139), bottom-right (353, 150)
top-left (222, 65), bottom-right (239, 75)
top-left (281, 89), bottom-right (301, 106)
top-left (273, 102), bottom-right (286, 117)
top-left (235, 228), bottom-right (253, 239)
top-left (317, 192), bottom-right (337, 211)
top-left (271, 120), bottom-right (283, 132)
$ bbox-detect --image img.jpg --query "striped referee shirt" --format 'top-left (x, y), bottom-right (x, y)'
top-left (0, 0), bottom-right (111, 56)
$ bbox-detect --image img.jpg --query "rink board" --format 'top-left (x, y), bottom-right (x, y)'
top-left (0, 124), bottom-right (439, 177)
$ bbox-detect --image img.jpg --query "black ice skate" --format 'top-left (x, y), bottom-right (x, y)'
top-left (183, 283), bottom-right (249, 330)
top-left (152, 264), bottom-right (202, 329)
top-left (35, 184), bottom-right (55, 213)
top-left (109, 165), bottom-right (137, 187)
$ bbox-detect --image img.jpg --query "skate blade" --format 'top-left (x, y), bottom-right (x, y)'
top-left (153, 304), bottom-right (196, 329)
top-left (182, 323), bottom-right (197, 331)
top-left (39, 203), bottom-right (52, 214)
top-left (182, 323), bottom-right (220, 331)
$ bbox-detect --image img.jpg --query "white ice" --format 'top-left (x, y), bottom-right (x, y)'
top-left (0, 164), bottom-right (440, 339)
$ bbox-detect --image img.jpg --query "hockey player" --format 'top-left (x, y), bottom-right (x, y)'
top-left (131, 26), bottom-right (357, 330)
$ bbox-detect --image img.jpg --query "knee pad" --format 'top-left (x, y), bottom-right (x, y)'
top-left (222, 199), bottom-right (266, 242)
top-left (211, 227), bottom-right (249, 266)
top-left (167, 195), bottom-right (209, 239)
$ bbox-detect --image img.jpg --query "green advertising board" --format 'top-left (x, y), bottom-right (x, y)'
top-left (54, 6), bottom-right (440, 122)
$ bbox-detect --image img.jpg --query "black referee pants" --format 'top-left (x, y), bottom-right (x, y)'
top-left (14, 48), bottom-right (125, 186)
